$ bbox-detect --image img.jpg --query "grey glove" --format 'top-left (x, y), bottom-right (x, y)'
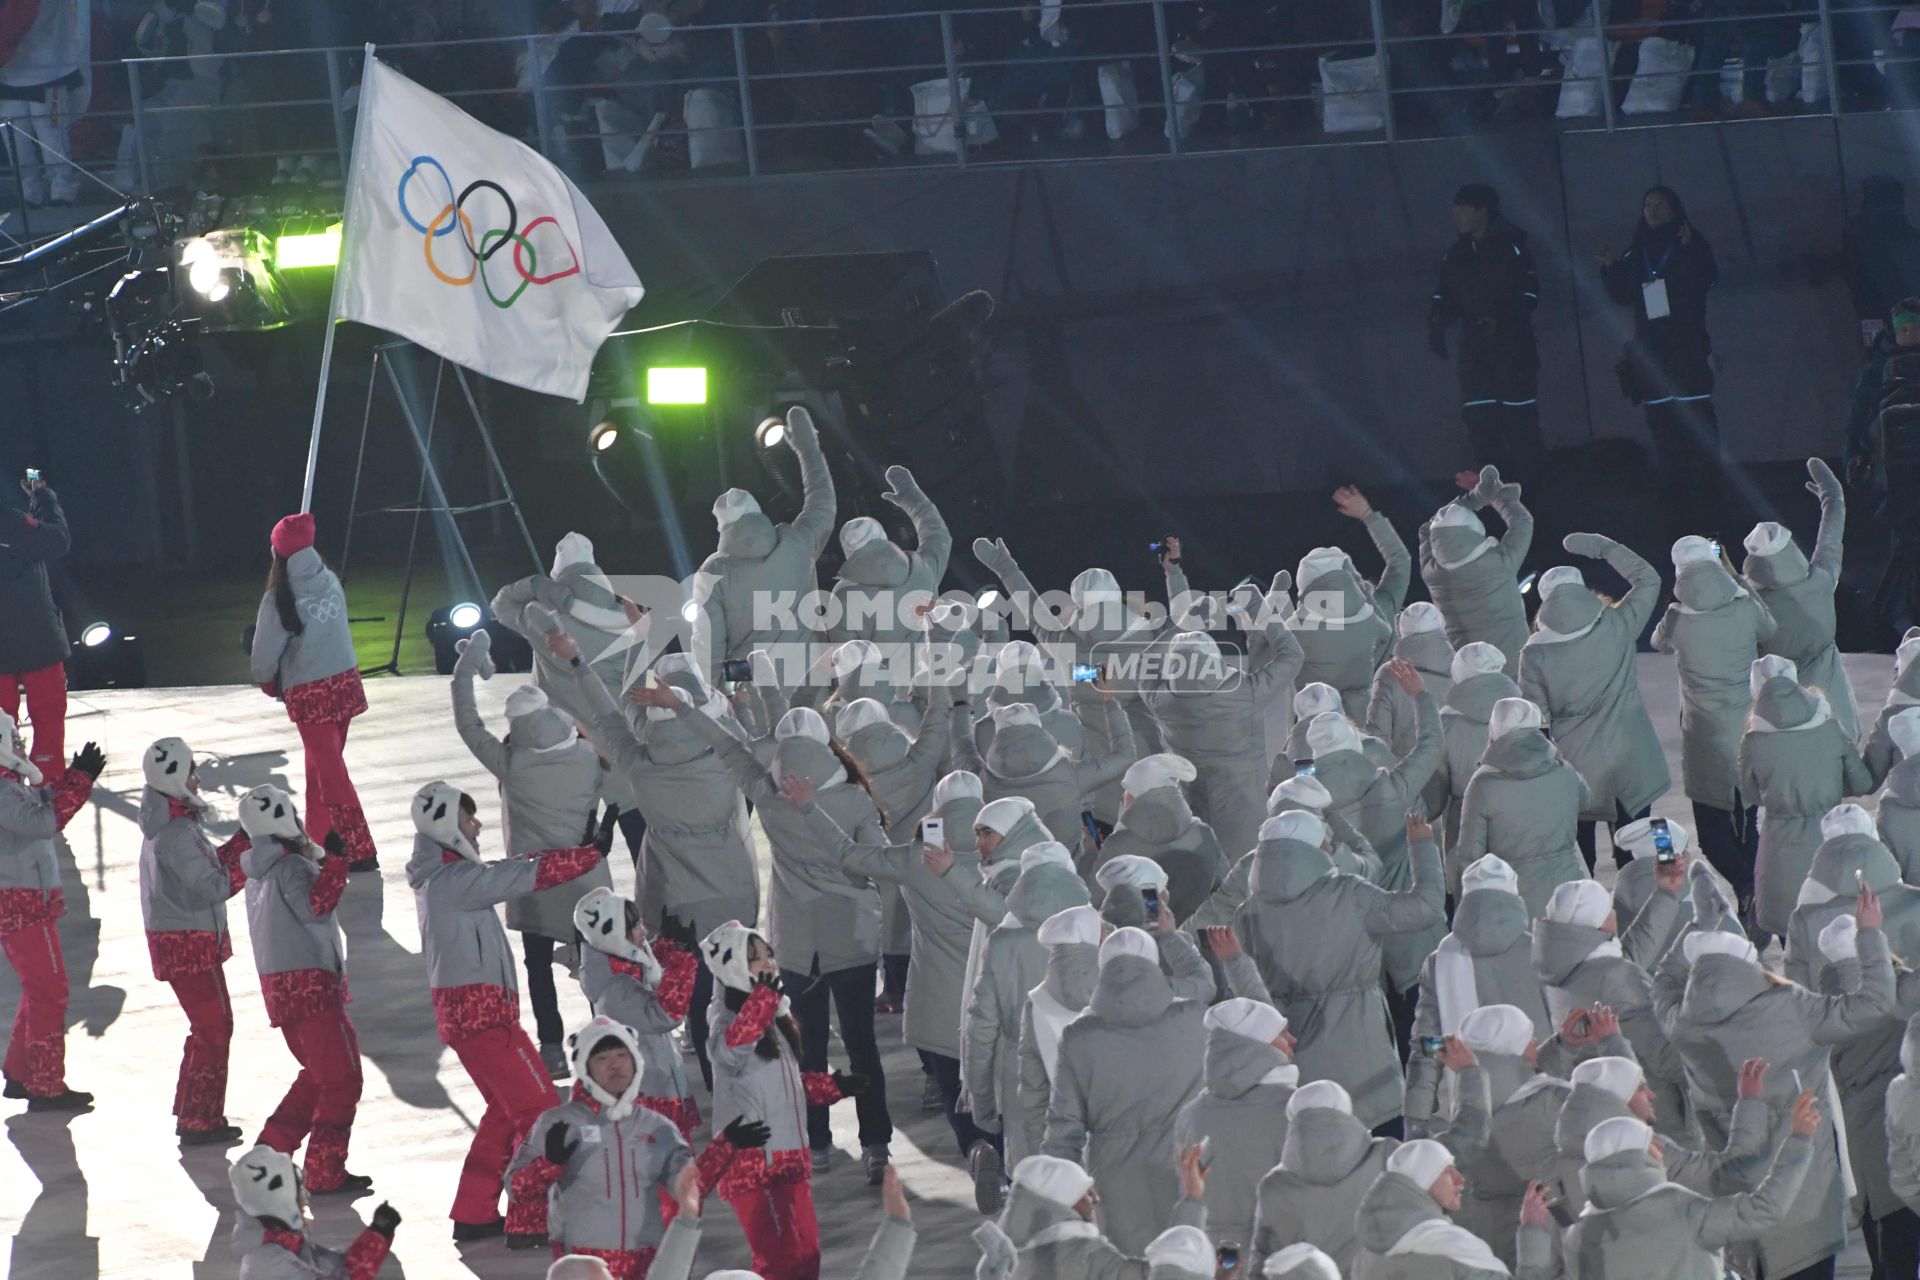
top-left (454, 628), bottom-right (496, 681)
top-left (1562, 532), bottom-right (1616, 559)
top-left (881, 464), bottom-right (926, 510)
top-left (1464, 464), bottom-right (1503, 509)
top-left (973, 536), bottom-right (1016, 577)
top-left (1494, 480), bottom-right (1524, 504)
top-left (1806, 456), bottom-right (1841, 498)
top-left (783, 404), bottom-right (819, 449)
top-left (1689, 858), bottom-right (1735, 929)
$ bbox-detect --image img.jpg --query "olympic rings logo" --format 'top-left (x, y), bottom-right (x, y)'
top-left (396, 155), bottom-right (580, 309)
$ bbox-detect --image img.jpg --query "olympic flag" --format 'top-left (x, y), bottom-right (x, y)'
top-left (334, 56), bottom-right (644, 403)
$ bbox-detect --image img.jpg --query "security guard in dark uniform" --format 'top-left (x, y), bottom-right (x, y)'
top-left (1428, 184), bottom-right (1542, 476)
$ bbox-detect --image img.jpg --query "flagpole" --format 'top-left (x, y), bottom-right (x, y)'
top-left (299, 43), bottom-right (379, 514)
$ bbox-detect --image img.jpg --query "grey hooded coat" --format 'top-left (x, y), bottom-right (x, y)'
top-left (1091, 785), bottom-right (1230, 926)
top-left (1419, 471), bottom-right (1533, 673)
top-left (1408, 889), bottom-right (1553, 1119)
top-left (1233, 830), bottom-right (1446, 1127)
top-left (1452, 1061), bottom-right (1567, 1268)
top-left (978, 1177), bottom-right (1206, 1280)
top-left (1650, 562), bottom-right (1777, 811)
top-left (1369, 630), bottom-right (1458, 777)
top-left (1043, 946), bottom-right (1207, 1255)
top-left (1744, 461), bottom-right (1860, 744)
top-left (828, 466), bottom-right (952, 659)
top-left (1547, 1080), bottom-right (1774, 1217)
top-left (953, 697), bottom-right (1137, 863)
top-left (1455, 729), bottom-right (1590, 916)
top-left (1172, 1018), bottom-right (1298, 1249)
top-left (1433, 670), bottom-right (1522, 886)
top-left (1352, 1168), bottom-right (1515, 1280)
top-left (1017, 935), bottom-right (1098, 1161)
top-left (1518, 536), bottom-right (1670, 821)
top-left (1288, 512), bottom-right (1412, 718)
top-left (1877, 754), bottom-right (1920, 882)
top-left (1651, 929), bottom-right (1895, 1276)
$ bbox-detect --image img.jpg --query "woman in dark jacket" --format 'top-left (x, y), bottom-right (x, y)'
top-left (1601, 186), bottom-right (1722, 507)
top-left (0, 476), bottom-right (70, 782)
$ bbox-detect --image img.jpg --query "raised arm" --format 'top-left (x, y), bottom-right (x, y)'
top-left (1359, 826), bottom-right (1446, 935)
top-left (1074, 696), bottom-right (1138, 795)
top-left (1806, 459), bottom-right (1846, 581)
top-left (1564, 532), bottom-right (1662, 635)
top-left (883, 465), bottom-right (950, 584)
top-left (449, 634), bottom-right (508, 780)
top-left (1695, 1131), bottom-right (1815, 1250)
top-left (5, 487), bottom-right (70, 560)
top-left (785, 407), bottom-right (838, 557)
top-left (1800, 920), bottom-right (1895, 1042)
top-left (431, 844), bottom-right (601, 912)
top-left (667, 695), bottom-right (778, 805)
top-left (1364, 510), bottom-right (1413, 610)
top-left (1387, 687), bottom-right (1444, 800)
top-left (1158, 927), bottom-right (1217, 1002)
top-left (798, 801), bottom-right (916, 884)
top-left (972, 536), bottom-right (1063, 645)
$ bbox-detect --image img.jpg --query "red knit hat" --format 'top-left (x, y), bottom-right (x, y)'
top-left (270, 513), bottom-right (316, 558)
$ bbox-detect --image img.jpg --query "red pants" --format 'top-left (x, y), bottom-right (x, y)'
top-left (295, 719), bottom-right (376, 864)
top-left (451, 1024), bottom-right (559, 1226)
top-left (1, 921), bottom-right (67, 1095)
top-left (0, 663), bottom-right (65, 781)
top-left (259, 1008), bottom-right (363, 1191)
top-left (728, 1180), bottom-right (822, 1280)
top-left (169, 966), bottom-right (233, 1130)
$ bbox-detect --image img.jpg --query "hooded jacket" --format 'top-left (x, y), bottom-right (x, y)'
top-left (1172, 1015), bottom-right (1298, 1248)
top-left (1287, 516), bottom-right (1412, 718)
top-left (1368, 627), bottom-right (1457, 777)
top-left (1018, 932), bottom-right (1099, 1161)
top-left (980, 1175), bottom-right (1207, 1280)
top-left (845, 685), bottom-right (955, 960)
top-left (827, 466), bottom-right (952, 660)
top-left (249, 547), bottom-right (358, 695)
top-left (965, 860), bottom-right (1096, 1162)
top-left (1092, 784), bottom-right (1230, 926)
top-left (1879, 753), bottom-right (1920, 882)
top-left (689, 408), bottom-right (835, 678)
top-left (1186, 807), bottom-right (1381, 931)
top-left (671, 697), bottom-right (887, 973)
top-left (1561, 1133), bottom-right (1814, 1280)
top-left (1252, 1103), bottom-right (1398, 1272)
top-left (1743, 462), bottom-right (1860, 744)
top-left (1451, 1058), bottom-right (1567, 1269)
top-left (1518, 537), bottom-right (1670, 820)
top-left (404, 832), bottom-right (600, 1044)
top-left (578, 942), bottom-right (698, 1110)
top-left (954, 696), bottom-right (1138, 863)
top-left (1410, 886), bottom-right (1552, 1123)
top-left (1351, 1169), bottom-right (1511, 1280)
top-left (1864, 639), bottom-right (1920, 786)
top-left (1419, 471), bottom-right (1533, 673)
top-left (1455, 729), bottom-right (1589, 916)
top-left (507, 1081), bottom-right (695, 1255)
top-left (240, 835), bottom-right (349, 1027)
top-left (0, 485), bottom-right (68, 674)
top-left (1887, 1017), bottom-right (1920, 1216)
top-left (1651, 929), bottom-right (1895, 1276)
top-left (1739, 676), bottom-right (1872, 936)
top-left (1433, 669), bottom-right (1522, 883)
top-left (1548, 1079), bottom-right (1773, 1218)
top-left (1233, 828), bottom-right (1445, 1127)
top-left (230, 1219), bottom-right (391, 1280)
top-left (1651, 558), bottom-right (1777, 810)
top-left (1308, 695), bottom-right (1445, 991)
top-left (548, 655), bottom-right (758, 936)
top-left (137, 788), bottom-right (250, 980)
top-left (1044, 944), bottom-right (1207, 1254)
top-left (452, 669), bottom-right (613, 941)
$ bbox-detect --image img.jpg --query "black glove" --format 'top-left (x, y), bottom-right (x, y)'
top-left (722, 1117), bottom-right (772, 1149)
top-left (323, 831), bottom-right (345, 859)
top-left (69, 742), bottom-right (105, 780)
top-left (592, 804), bottom-right (620, 856)
top-left (545, 1120), bottom-right (579, 1166)
top-left (752, 970), bottom-right (784, 996)
top-left (662, 913), bottom-right (697, 949)
top-left (369, 1201), bottom-right (402, 1239)
top-left (831, 1069), bottom-right (869, 1097)
top-left (1426, 321), bottom-right (1448, 360)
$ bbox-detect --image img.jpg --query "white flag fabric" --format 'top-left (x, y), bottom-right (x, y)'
top-left (336, 57), bottom-right (644, 400)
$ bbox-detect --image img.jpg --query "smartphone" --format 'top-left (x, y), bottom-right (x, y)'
top-left (1710, 539), bottom-right (1723, 557)
top-left (1419, 1035), bottom-right (1446, 1055)
top-left (1518, 571), bottom-right (1538, 595)
top-left (1216, 1243), bottom-right (1241, 1272)
top-left (1140, 886), bottom-right (1161, 920)
top-left (719, 658), bottom-right (753, 684)
top-left (24, 467), bottom-right (38, 483)
top-left (1857, 868), bottom-right (1868, 890)
top-left (920, 816), bottom-right (945, 848)
top-left (1293, 759), bottom-right (1315, 778)
top-left (1651, 817), bottom-right (1677, 864)
top-left (1072, 663), bottom-right (1101, 684)
top-left (1545, 1192), bottom-right (1575, 1228)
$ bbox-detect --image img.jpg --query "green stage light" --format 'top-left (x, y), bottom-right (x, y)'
top-left (276, 224), bottom-right (342, 269)
top-left (647, 366), bottom-right (707, 405)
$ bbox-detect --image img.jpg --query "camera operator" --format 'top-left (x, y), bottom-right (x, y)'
top-left (0, 470), bottom-right (69, 781)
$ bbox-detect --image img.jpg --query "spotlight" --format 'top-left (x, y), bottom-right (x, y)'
top-left (590, 421), bottom-right (622, 453)
top-left (173, 227), bottom-right (292, 332)
top-left (425, 604), bottom-right (532, 676)
top-left (756, 416), bottom-right (787, 449)
top-left (680, 599), bottom-right (698, 623)
top-left (449, 602), bottom-right (483, 630)
top-left (68, 620), bottom-right (146, 690)
top-left (275, 224), bottom-right (342, 270)
top-left (646, 366), bottom-right (707, 405)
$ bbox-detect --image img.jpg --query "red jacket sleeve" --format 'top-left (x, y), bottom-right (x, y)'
top-left (216, 831), bottom-right (252, 897)
top-left (50, 769), bottom-right (93, 831)
top-left (533, 845), bottom-right (602, 891)
top-left (802, 1072), bottom-right (846, 1106)
top-left (309, 853), bottom-right (350, 918)
top-left (650, 941), bottom-right (699, 1020)
top-left (342, 1228), bottom-right (392, 1280)
top-left (695, 1135), bottom-right (737, 1197)
top-left (724, 985), bottom-right (780, 1048)
top-left (509, 1153), bottom-right (566, 1203)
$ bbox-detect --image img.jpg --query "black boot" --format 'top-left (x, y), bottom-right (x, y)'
top-left (453, 1218), bottom-right (505, 1243)
top-left (26, 1088), bottom-right (93, 1113)
top-left (178, 1123), bottom-right (245, 1146)
top-left (311, 1172), bottom-right (374, 1197)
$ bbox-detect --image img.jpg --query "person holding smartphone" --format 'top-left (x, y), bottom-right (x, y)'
top-left (0, 469), bottom-right (70, 783)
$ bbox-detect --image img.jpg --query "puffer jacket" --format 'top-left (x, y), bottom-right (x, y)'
top-left (1288, 513), bottom-right (1411, 718)
top-left (241, 836), bottom-right (349, 1027)
top-left (954, 698), bottom-right (1137, 862)
top-left (964, 860), bottom-right (1095, 1160)
top-left (452, 669), bottom-right (612, 941)
top-left (1419, 473), bottom-right (1533, 673)
top-left (1652, 928), bottom-right (1895, 1276)
top-left (706, 984), bottom-right (846, 1179)
top-left (406, 832), bottom-right (601, 1043)
top-left (827, 469), bottom-right (951, 659)
top-left (1880, 755), bottom-right (1920, 881)
top-left (979, 1177), bottom-right (1206, 1280)
top-left (846, 686), bottom-right (953, 842)
top-left (1089, 784), bottom-right (1230, 925)
top-left (1888, 1018), bottom-right (1920, 1216)
top-left (1233, 829), bottom-right (1445, 1127)
top-left (1252, 1104), bottom-right (1397, 1272)
top-left (1865, 644), bottom-right (1920, 785)
top-left (230, 1218), bottom-right (391, 1280)
top-left (1455, 729), bottom-right (1590, 915)
top-left (1043, 942), bottom-right (1207, 1255)
top-left (579, 945), bottom-right (699, 1110)
top-left (1188, 808), bottom-right (1381, 930)
top-left (1352, 1169), bottom-right (1513, 1280)
top-left (1744, 465), bottom-right (1860, 743)
top-left (689, 411), bottom-right (835, 677)
top-left (506, 1087), bottom-right (693, 1255)
top-left (1408, 888), bottom-right (1552, 1120)
top-left (1740, 679), bottom-right (1872, 936)
top-left (1016, 934), bottom-right (1099, 1166)
top-left (1172, 1018), bottom-right (1298, 1250)
top-left (0, 769), bottom-right (92, 929)
top-left (137, 788), bottom-right (249, 980)
top-left (249, 547), bottom-right (358, 695)
top-left (1561, 1133), bottom-right (1815, 1280)
top-left (1452, 1060), bottom-right (1567, 1269)
top-left (1651, 561), bottom-right (1776, 811)
top-left (1518, 538), bottom-right (1669, 821)
top-left (1548, 1080), bottom-right (1774, 1217)
top-left (1433, 669), bottom-right (1521, 885)
top-left (549, 655), bottom-right (758, 936)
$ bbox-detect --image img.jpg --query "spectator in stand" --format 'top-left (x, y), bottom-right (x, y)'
top-left (1428, 184), bottom-right (1542, 477)
top-left (1812, 177), bottom-right (1920, 349)
top-left (0, 0), bottom-right (89, 206)
top-left (1684, 0), bottom-right (1800, 119)
top-left (0, 472), bottom-right (69, 784)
